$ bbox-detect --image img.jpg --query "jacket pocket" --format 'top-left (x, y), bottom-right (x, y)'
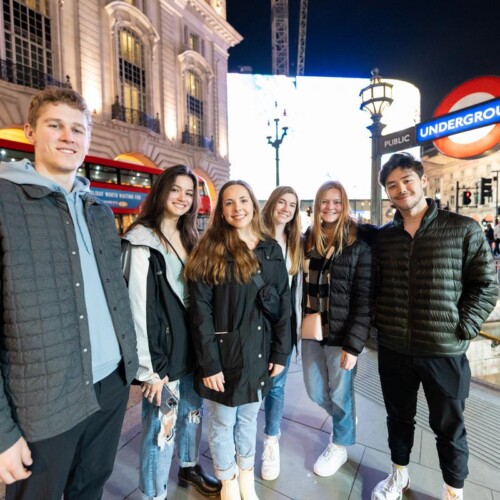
top-left (216, 330), bottom-right (243, 373)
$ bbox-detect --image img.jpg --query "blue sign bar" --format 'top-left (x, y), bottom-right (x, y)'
top-left (90, 187), bottom-right (147, 209)
top-left (416, 97), bottom-right (500, 143)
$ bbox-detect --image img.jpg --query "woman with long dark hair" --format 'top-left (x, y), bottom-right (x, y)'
top-left (122, 165), bottom-right (220, 500)
top-left (185, 180), bottom-right (291, 500)
top-left (259, 186), bottom-right (302, 481)
top-left (302, 180), bottom-right (373, 478)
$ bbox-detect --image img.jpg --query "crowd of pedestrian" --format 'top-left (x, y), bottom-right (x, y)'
top-left (0, 88), bottom-right (497, 500)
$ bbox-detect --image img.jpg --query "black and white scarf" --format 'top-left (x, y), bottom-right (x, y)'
top-left (303, 247), bottom-right (334, 334)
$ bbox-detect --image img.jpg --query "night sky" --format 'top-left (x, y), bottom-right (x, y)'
top-left (226, 1), bottom-right (499, 121)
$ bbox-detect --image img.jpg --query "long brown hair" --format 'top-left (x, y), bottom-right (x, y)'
top-left (185, 180), bottom-right (271, 284)
top-left (126, 164), bottom-right (199, 252)
top-left (305, 180), bottom-right (357, 256)
top-left (262, 186), bottom-right (302, 275)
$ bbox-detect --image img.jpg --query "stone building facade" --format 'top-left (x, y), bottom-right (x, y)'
top-left (0, 0), bottom-right (242, 197)
top-left (423, 146), bottom-right (500, 223)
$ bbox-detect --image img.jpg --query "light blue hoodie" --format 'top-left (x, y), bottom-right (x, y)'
top-left (0, 159), bottom-right (121, 383)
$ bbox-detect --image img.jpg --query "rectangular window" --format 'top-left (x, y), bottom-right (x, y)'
top-left (88, 165), bottom-right (118, 185)
top-left (2, 0), bottom-right (53, 88)
top-left (121, 170), bottom-right (152, 188)
top-left (189, 33), bottom-right (199, 53)
top-left (118, 28), bottom-right (146, 115)
top-left (185, 71), bottom-right (204, 141)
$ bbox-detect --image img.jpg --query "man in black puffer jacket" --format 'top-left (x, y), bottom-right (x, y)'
top-left (372, 153), bottom-right (497, 500)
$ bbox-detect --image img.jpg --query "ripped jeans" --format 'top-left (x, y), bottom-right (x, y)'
top-left (139, 379), bottom-right (180, 500)
top-left (176, 372), bottom-right (203, 467)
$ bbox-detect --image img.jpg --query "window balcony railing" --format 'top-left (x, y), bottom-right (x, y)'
top-left (0, 59), bottom-right (71, 90)
top-left (111, 98), bottom-right (160, 134)
top-left (181, 129), bottom-right (214, 152)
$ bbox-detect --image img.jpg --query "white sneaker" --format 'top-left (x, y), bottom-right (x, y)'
top-left (313, 442), bottom-right (347, 477)
top-left (371, 464), bottom-right (410, 500)
top-left (261, 435), bottom-right (280, 481)
top-left (442, 483), bottom-right (463, 500)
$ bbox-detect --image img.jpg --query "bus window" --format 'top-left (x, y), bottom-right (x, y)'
top-left (0, 148), bottom-right (33, 162)
top-left (197, 177), bottom-right (212, 216)
top-left (89, 165), bottom-right (118, 184)
top-left (121, 170), bottom-right (152, 188)
top-left (114, 214), bottom-right (139, 235)
top-left (121, 213), bottom-right (137, 233)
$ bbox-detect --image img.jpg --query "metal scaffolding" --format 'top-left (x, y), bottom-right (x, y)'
top-left (296, 0), bottom-right (308, 76)
top-left (271, 0), bottom-right (289, 76)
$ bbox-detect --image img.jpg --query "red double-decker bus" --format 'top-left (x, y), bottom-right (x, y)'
top-left (0, 138), bottom-right (212, 233)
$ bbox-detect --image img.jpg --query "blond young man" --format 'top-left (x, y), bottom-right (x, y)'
top-left (0, 88), bottom-right (138, 499)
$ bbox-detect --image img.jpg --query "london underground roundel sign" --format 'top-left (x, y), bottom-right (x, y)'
top-left (433, 76), bottom-right (500, 158)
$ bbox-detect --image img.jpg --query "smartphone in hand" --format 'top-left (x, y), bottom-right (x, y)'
top-left (159, 384), bottom-right (178, 415)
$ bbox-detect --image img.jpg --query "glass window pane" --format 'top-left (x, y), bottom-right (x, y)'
top-left (88, 165), bottom-right (118, 184)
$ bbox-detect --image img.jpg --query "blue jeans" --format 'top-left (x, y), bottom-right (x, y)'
top-left (205, 399), bottom-right (261, 480)
top-left (139, 380), bottom-right (180, 500)
top-left (302, 341), bottom-right (356, 446)
top-left (176, 372), bottom-right (203, 467)
top-left (264, 353), bottom-right (291, 436)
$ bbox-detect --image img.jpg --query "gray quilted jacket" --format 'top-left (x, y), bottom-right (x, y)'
top-left (0, 161), bottom-right (138, 452)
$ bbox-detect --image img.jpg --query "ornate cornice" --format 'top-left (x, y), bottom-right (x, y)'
top-left (185, 0), bottom-right (242, 47)
top-left (105, 1), bottom-right (160, 48)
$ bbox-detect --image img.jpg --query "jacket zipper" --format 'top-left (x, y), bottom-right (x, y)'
top-left (407, 237), bottom-right (415, 353)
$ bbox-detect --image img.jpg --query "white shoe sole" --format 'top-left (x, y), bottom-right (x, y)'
top-left (371, 479), bottom-right (410, 500)
top-left (261, 470), bottom-right (279, 481)
top-left (313, 455), bottom-right (347, 477)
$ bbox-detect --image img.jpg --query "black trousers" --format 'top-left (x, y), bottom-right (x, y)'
top-left (378, 345), bottom-right (471, 489)
top-left (6, 366), bottom-right (129, 500)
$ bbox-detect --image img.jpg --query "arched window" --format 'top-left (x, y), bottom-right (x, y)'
top-left (106, 1), bottom-right (159, 132)
top-left (118, 27), bottom-right (146, 124)
top-left (0, 0), bottom-right (60, 89)
top-left (178, 48), bottom-right (214, 151)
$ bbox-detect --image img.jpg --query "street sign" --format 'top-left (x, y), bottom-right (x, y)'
top-left (429, 76), bottom-right (500, 158)
top-left (417, 97), bottom-right (500, 142)
top-left (379, 126), bottom-right (416, 154)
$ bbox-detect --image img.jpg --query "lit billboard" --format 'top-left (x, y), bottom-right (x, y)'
top-left (227, 74), bottom-right (420, 200)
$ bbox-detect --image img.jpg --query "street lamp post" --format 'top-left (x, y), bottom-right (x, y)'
top-left (267, 102), bottom-right (288, 187)
top-left (359, 68), bottom-right (393, 225)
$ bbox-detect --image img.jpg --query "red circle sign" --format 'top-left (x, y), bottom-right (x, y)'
top-left (433, 76), bottom-right (500, 158)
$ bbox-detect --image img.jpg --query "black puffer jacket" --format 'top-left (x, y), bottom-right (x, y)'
top-left (304, 225), bottom-right (375, 356)
top-left (189, 239), bottom-right (291, 407)
top-left (375, 199), bottom-right (497, 357)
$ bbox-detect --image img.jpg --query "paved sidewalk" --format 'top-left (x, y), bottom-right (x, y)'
top-left (103, 348), bottom-right (500, 500)
top-left (1, 348), bottom-right (498, 499)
